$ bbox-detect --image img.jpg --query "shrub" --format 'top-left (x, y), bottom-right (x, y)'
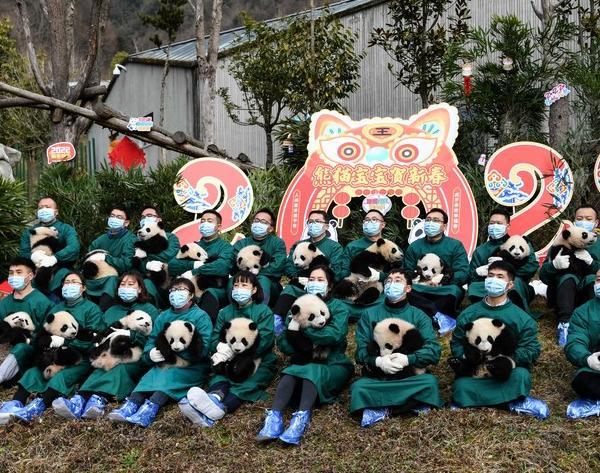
top-left (0, 178), bottom-right (29, 277)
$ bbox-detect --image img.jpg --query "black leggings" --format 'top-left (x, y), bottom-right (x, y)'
top-left (555, 280), bottom-right (594, 323)
top-left (272, 293), bottom-right (298, 318)
top-left (199, 292), bottom-right (221, 323)
top-left (271, 375), bottom-right (318, 412)
top-left (129, 391), bottom-right (170, 407)
top-left (572, 371), bottom-right (600, 399)
top-left (13, 386), bottom-right (61, 406)
top-left (208, 381), bottom-right (242, 413)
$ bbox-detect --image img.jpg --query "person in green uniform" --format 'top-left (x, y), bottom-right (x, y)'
top-left (107, 277), bottom-right (213, 428)
top-left (403, 208), bottom-right (470, 333)
top-left (132, 206), bottom-right (180, 309)
top-left (19, 197), bottom-right (81, 300)
top-left (52, 270), bottom-right (160, 420)
top-left (0, 257), bottom-right (53, 387)
top-left (179, 271), bottom-right (277, 427)
top-left (229, 208), bottom-right (286, 306)
top-left (564, 270), bottom-right (600, 419)
top-left (272, 210), bottom-right (344, 335)
top-left (540, 204), bottom-right (600, 347)
top-left (168, 209), bottom-right (233, 322)
top-left (257, 265), bottom-right (352, 445)
top-left (86, 206), bottom-right (137, 311)
top-left (350, 268), bottom-right (442, 427)
top-left (467, 208), bottom-right (538, 313)
top-left (450, 261), bottom-right (549, 419)
top-left (0, 272), bottom-right (104, 424)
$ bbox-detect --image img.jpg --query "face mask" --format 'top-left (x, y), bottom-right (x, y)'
top-left (232, 287), bottom-right (253, 305)
top-left (424, 221), bottom-right (442, 237)
top-left (384, 282), bottom-right (405, 301)
top-left (118, 287), bottom-right (139, 303)
top-left (8, 275), bottom-right (27, 291)
top-left (306, 280), bottom-right (328, 296)
top-left (485, 277), bottom-right (508, 297)
top-left (362, 220), bottom-right (381, 237)
top-left (169, 289), bottom-right (190, 309)
top-left (575, 220), bottom-right (596, 232)
top-left (37, 208), bottom-right (55, 223)
top-left (108, 217), bottom-right (125, 230)
top-left (199, 222), bottom-right (217, 238)
top-left (251, 222), bottom-right (269, 238)
top-left (61, 284), bottom-right (81, 301)
top-left (594, 283), bottom-right (600, 299)
top-left (488, 223), bottom-right (507, 240)
top-left (307, 222), bottom-right (325, 238)
top-left (140, 216), bottom-right (157, 228)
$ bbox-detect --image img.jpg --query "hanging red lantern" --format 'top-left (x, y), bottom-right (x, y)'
top-left (402, 205), bottom-right (420, 220)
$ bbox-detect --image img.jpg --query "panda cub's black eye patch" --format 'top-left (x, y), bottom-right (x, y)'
top-left (385, 343), bottom-right (393, 349)
top-left (61, 324), bottom-right (68, 331)
top-left (475, 337), bottom-right (481, 344)
top-left (241, 338), bottom-right (248, 345)
top-left (300, 256), bottom-right (306, 261)
top-left (179, 337), bottom-right (186, 344)
top-left (308, 314), bottom-right (315, 321)
top-left (230, 337), bottom-right (236, 343)
top-left (391, 248), bottom-right (397, 253)
top-left (487, 336), bottom-right (494, 343)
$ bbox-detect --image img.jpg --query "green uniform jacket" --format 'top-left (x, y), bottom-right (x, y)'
top-left (467, 235), bottom-right (538, 313)
top-left (450, 299), bottom-right (540, 407)
top-left (404, 235), bottom-right (469, 301)
top-left (540, 238), bottom-right (600, 289)
top-left (278, 298), bottom-right (353, 404)
top-left (19, 298), bottom-right (104, 396)
top-left (209, 302), bottom-right (277, 402)
top-left (88, 229), bottom-right (137, 274)
top-left (284, 237), bottom-right (344, 282)
top-left (79, 301), bottom-right (160, 400)
top-left (0, 289), bottom-right (53, 370)
top-left (20, 220), bottom-right (81, 293)
top-left (564, 298), bottom-right (600, 383)
top-left (133, 304), bottom-right (213, 400)
top-left (350, 298), bottom-right (442, 412)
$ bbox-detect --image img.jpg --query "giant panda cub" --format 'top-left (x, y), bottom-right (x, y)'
top-left (448, 317), bottom-right (517, 381)
top-left (33, 311), bottom-right (97, 379)
top-left (492, 235), bottom-right (531, 270)
top-left (547, 222), bottom-right (598, 277)
top-left (236, 245), bottom-right (271, 275)
top-left (414, 253), bottom-right (453, 286)
top-left (154, 320), bottom-right (203, 368)
top-left (289, 242), bottom-right (330, 288)
top-left (332, 238), bottom-right (403, 305)
top-left (29, 226), bottom-right (62, 267)
top-left (81, 249), bottom-right (119, 281)
top-left (133, 220), bottom-right (170, 279)
top-left (285, 294), bottom-right (332, 365)
top-left (213, 317), bottom-right (262, 383)
top-left (154, 242), bottom-right (210, 295)
top-left (364, 318), bottom-right (425, 380)
top-left (0, 311), bottom-right (35, 346)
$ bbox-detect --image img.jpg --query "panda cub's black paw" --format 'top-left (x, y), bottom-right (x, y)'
top-left (448, 357), bottom-right (470, 378)
top-left (485, 356), bottom-right (515, 381)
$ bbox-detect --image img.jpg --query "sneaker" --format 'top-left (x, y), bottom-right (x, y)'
top-left (125, 399), bottom-right (160, 428)
top-left (107, 399), bottom-right (140, 422)
top-left (256, 409), bottom-right (284, 443)
top-left (81, 395), bottom-right (108, 419)
top-left (52, 395), bottom-right (86, 420)
top-left (13, 398), bottom-right (46, 423)
top-left (178, 398), bottom-right (215, 427)
top-left (433, 312), bottom-right (457, 335)
top-left (557, 322), bottom-right (569, 348)
top-left (279, 410), bottom-right (311, 445)
top-left (566, 399), bottom-right (600, 419)
top-left (187, 387), bottom-right (226, 420)
top-left (361, 408), bottom-right (389, 428)
top-left (508, 396), bottom-right (550, 420)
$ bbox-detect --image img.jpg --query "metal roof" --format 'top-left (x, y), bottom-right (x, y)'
top-left (127, 0), bottom-right (387, 67)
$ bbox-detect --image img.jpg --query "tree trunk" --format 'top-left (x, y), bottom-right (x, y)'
top-left (158, 43), bottom-right (172, 164)
top-left (265, 126), bottom-right (273, 168)
top-left (548, 94), bottom-right (570, 149)
top-left (419, 89), bottom-right (429, 108)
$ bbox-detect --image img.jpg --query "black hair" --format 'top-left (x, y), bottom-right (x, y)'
top-left (199, 209), bottom-right (223, 224)
top-left (111, 206), bottom-right (129, 220)
top-left (61, 270), bottom-right (86, 286)
top-left (8, 256), bottom-right (36, 273)
top-left (575, 203), bottom-right (598, 219)
top-left (141, 205), bottom-right (160, 218)
top-left (488, 260), bottom-right (515, 281)
top-left (426, 207), bottom-right (448, 224)
top-left (308, 210), bottom-right (328, 222)
top-left (308, 264), bottom-right (335, 290)
top-left (232, 270), bottom-right (264, 302)
top-left (489, 208), bottom-right (511, 223)
top-left (386, 267), bottom-right (413, 286)
top-left (170, 277), bottom-right (196, 294)
top-left (254, 208), bottom-right (277, 226)
top-left (365, 209), bottom-right (386, 220)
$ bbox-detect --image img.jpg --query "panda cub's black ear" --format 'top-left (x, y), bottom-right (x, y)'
top-left (180, 244), bottom-right (189, 253)
top-left (249, 322), bottom-right (257, 331)
top-left (252, 250), bottom-right (261, 257)
top-left (376, 238), bottom-right (385, 247)
top-left (29, 228), bottom-right (36, 235)
top-left (464, 322), bottom-right (474, 331)
top-left (223, 321), bottom-right (232, 329)
top-left (291, 304), bottom-right (300, 315)
top-left (371, 321), bottom-right (378, 329)
top-left (157, 221), bottom-right (165, 230)
top-left (491, 319), bottom-right (504, 328)
top-left (307, 243), bottom-right (317, 252)
top-left (46, 313), bottom-right (56, 323)
top-left (184, 321), bottom-right (193, 333)
top-left (388, 323), bottom-right (400, 334)
top-left (164, 322), bottom-right (171, 330)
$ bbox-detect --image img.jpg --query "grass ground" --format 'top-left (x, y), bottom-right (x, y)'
top-left (1, 298), bottom-right (599, 473)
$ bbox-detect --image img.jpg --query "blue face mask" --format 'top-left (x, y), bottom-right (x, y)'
top-left (485, 277), bottom-right (508, 297)
top-left (232, 287), bottom-right (253, 305)
top-left (8, 275), bottom-right (27, 291)
top-left (306, 280), bottom-right (328, 296)
top-left (199, 222), bottom-right (217, 238)
top-left (488, 223), bottom-right (507, 240)
top-left (575, 220), bottom-right (596, 232)
top-left (251, 222), bottom-right (269, 239)
top-left (424, 221), bottom-right (442, 237)
top-left (118, 287), bottom-right (139, 303)
top-left (108, 217), bottom-right (125, 230)
top-left (37, 208), bottom-right (55, 223)
top-left (169, 289), bottom-right (190, 309)
top-left (62, 284), bottom-right (81, 301)
top-left (307, 222), bottom-right (325, 238)
top-left (140, 216), bottom-right (157, 228)
top-left (595, 283), bottom-right (600, 299)
top-left (362, 220), bottom-right (381, 237)
top-left (384, 282), bottom-right (405, 301)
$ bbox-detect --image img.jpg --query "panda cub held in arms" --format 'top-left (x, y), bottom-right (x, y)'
top-left (89, 311), bottom-right (154, 371)
top-left (332, 238), bottom-right (403, 305)
top-left (213, 317), bottom-right (262, 383)
top-left (29, 226), bottom-right (64, 291)
top-left (364, 318), bottom-right (425, 380)
top-left (492, 235), bottom-right (531, 270)
top-left (548, 222), bottom-right (598, 277)
top-left (448, 317), bottom-right (518, 381)
top-left (285, 294), bottom-right (332, 365)
top-left (414, 253), bottom-right (453, 286)
top-left (81, 249), bottom-right (119, 281)
top-left (34, 311), bottom-right (97, 379)
top-left (132, 220), bottom-right (170, 282)
top-left (0, 312), bottom-right (35, 346)
top-left (289, 242), bottom-right (330, 288)
top-left (154, 320), bottom-right (203, 368)
top-left (236, 245), bottom-right (271, 275)
top-left (154, 242), bottom-right (213, 297)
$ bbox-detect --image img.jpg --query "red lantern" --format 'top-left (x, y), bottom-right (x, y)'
top-left (402, 192), bottom-right (420, 206)
top-left (332, 204), bottom-right (351, 220)
top-left (402, 205), bottom-right (420, 220)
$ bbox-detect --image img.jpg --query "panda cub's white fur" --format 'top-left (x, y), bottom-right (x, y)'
top-left (213, 317), bottom-right (262, 382)
top-left (117, 310), bottom-right (153, 336)
top-left (414, 253), bottom-right (451, 286)
top-left (29, 226), bottom-right (61, 267)
top-left (292, 242), bottom-right (326, 270)
top-left (81, 249), bottom-right (119, 281)
top-left (236, 244), bottom-right (270, 275)
top-left (287, 294), bottom-right (332, 363)
top-left (155, 320), bottom-right (203, 368)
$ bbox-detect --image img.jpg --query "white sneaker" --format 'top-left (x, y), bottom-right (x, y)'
top-left (187, 387), bottom-right (226, 420)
